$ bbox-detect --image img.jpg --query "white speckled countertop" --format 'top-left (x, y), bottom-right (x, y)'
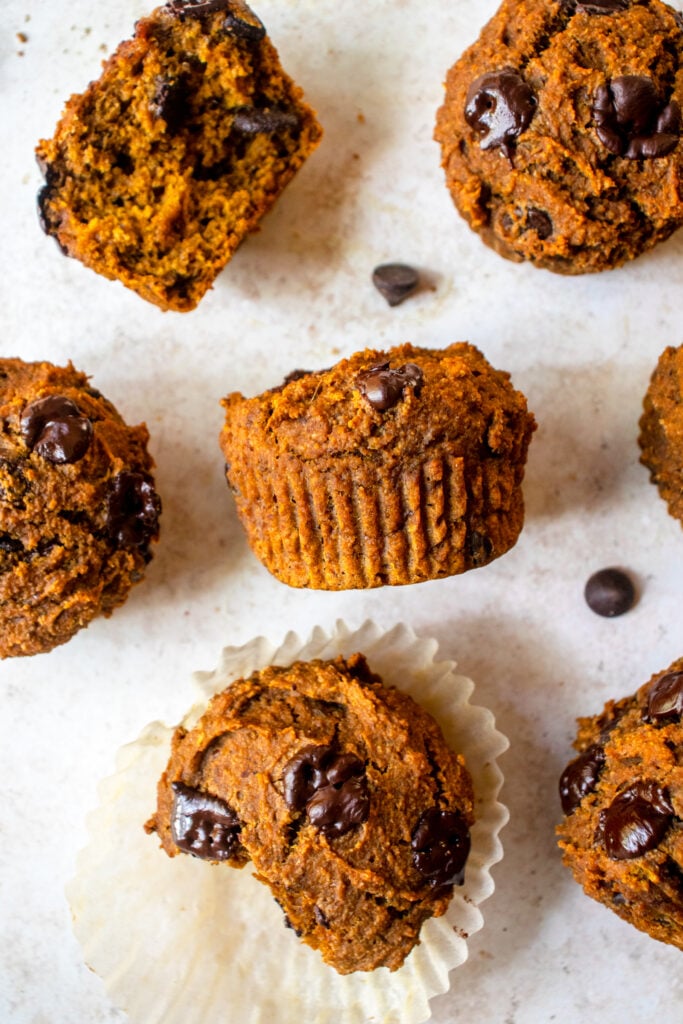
top-left (3, 1), bottom-right (683, 1021)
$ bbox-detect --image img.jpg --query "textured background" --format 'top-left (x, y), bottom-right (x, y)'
top-left (2, 1), bottom-right (683, 1021)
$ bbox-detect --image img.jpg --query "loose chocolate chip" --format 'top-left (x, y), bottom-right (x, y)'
top-left (592, 76), bottom-right (680, 159)
top-left (150, 75), bottom-right (192, 132)
top-left (584, 567), bottom-right (636, 617)
top-left (526, 208), bottom-right (553, 239)
top-left (356, 362), bottom-right (424, 411)
top-left (371, 263), bottom-right (420, 307)
top-left (559, 744), bottom-right (605, 814)
top-left (465, 69), bottom-right (536, 159)
top-left (21, 395), bottom-right (93, 464)
top-left (283, 745), bottom-right (370, 837)
top-left (171, 782), bottom-right (242, 861)
top-left (599, 781), bottom-right (674, 859)
top-left (232, 107), bottom-right (299, 134)
top-left (645, 671), bottom-right (683, 724)
top-left (106, 471), bottom-right (161, 550)
top-left (411, 807), bottom-right (471, 886)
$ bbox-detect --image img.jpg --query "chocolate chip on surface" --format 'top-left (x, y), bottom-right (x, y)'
top-left (106, 471), bottom-right (161, 550)
top-left (411, 807), bottom-right (471, 886)
top-left (171, 782), bottom-right (242, 861)
top-left (645, 671), bottom-right (683, 724)
top-left (20, 395), bottom-right (93, 464)
top-left (150, 75), bottom-right (192, 132)
top-left (283, 745), bottom-right (369, 837)
top-left (526, 208), bottom-right (553, 239)
top-left (559, 744), bottom-right (605, 814)
top-left (356, 361), bottom-right (424, 411)
top-left (465, 68), bottom-right (536, 158)
top-left (232, 107), bottom-right (299, 134)
top-left (371, 263), bottom-right (420, 307)
top-left (599, 781), bottom-right (674, 860)
top-left (593, 76), bottom-right (680, 159)
top-left (565, 0), bottom-right (630, 13)
top-left (584, 567), bottom-right (636, 617)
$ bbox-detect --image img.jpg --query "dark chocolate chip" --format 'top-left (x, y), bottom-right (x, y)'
top-left (465, 69), bottom-right (536, 159)
top-left (526, 208), bottom-right (553, 239)
top-left (584, 567), bottom-right (635, 617)
top-left (411, 807), bottom-right (471, 887)
top-left (165, 0), bottom-right (266, 39)
top-left (566, 0), bottom-right (629, 13)
top-left (313, 905), bottom-right (330, 928)
top-left (106, 472), bottom-right (161, 550)
top-left (592, 76), bottom-right (680, 159)
top-left (150, 75), bottom-right (192, 132)
top-left (645, 671), bottom-right (683, 724)
top-left (356, 362), bottom-right (424, 411)
top-left (283, 745), bottom-right (369, 837)
top-left (232, 107), bottom-right (299, 134)
top-left (559, 744), bottom-right (605, 814)
top-left (599, 781), bottom-right (674, 860)
top-left (171, 782), bottom-right (242, 861)
top-left (371, 263), bottom-right (420, 307)
top-left (20, 395), bottom-right (93, 464)
top-left (0, 534), bottom-right (24, 555)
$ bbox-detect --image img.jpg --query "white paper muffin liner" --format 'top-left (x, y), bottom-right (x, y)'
top-left (67, 620), bottom-right (509, 1024)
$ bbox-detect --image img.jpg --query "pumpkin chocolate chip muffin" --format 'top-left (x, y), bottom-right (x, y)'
top-left (557, 657), bottom-right (683, 948)
top-left (219, 342), bottom-right (536, 590)
top-left (0, 358), bottom-right (161, 658)
top-left (434, 0), bottom-right (683, 273)
top-left (145, 652), bottom-right (475, 974)
top-left (36, 0), bottom-right (322, 311)
top-left (639, 343), bottom-right (683, 525)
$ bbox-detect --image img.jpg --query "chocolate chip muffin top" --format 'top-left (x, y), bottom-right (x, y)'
top-left (557, 658), bottom-right (683, 949)
top-left (146, 653), bottom-right (475, 973)
top-left (221, 342), bottom-right (534, 463)
top-left (0, 358), bottom-right (160, 657)
top-left (435, 0), bottom-right (683, 273)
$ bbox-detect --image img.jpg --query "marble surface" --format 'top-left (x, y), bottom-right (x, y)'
top-left (2, 1), bottom-right (683, 1021)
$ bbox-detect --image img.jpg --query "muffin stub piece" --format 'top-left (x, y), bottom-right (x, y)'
top-left (639, 343), bottom-right (683, 524)
top-left (145, 653), bottom-right (475, 974)
top-left (556, 658), bottom-right (683, 948)
top-left (219, 342), bottom-right (536, 590)
top-left (434, 0), bottom-right (683, 274)
top-left (0, 358), bottom-right (161, 658)
top-left (35, 0), bottom-right (322, 312)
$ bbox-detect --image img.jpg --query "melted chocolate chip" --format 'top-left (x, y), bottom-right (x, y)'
top-left (371, 263), bottom-right (420, 307)
top-left (150, 75), bottom-right (192, 132)
top-left (599, 781), bottom-right (674, 859)
top-left (465, 69), bottom-right (536, 159)
top-left (593, 76), bottom-right (681, 159)
top-left (232, 107), bottom-right (299, 134)
top-left (283, 745), bottom-right (369, 837)
top-left (566, 0), bottom-right (630, 12)
top-left (584, 568), bottom-right (635, 617)
top-left (165, 0), bottom-right (265, 38)
top-left (356, 362), bottom-right (424, 411)
top-left (171, 782), bottom-right (242, 861)
top-left (646, 671), bottom-right (683, 724)
top-left (411, 807), bottom-right (471, 886)
top-left (559, 744), bottom-right (605, 814)
top-left (20, 395), bottom-right (93, 464)
top-left (526, 208), bottom-right (553, 239)
top-left (106, 472), bottom-right (161, 550)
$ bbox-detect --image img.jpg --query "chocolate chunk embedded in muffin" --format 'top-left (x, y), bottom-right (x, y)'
top-left (35, 0), bottom-right (322, 311)
top-left (434, 0), bottom-right (683, 273)
top-left (219, 342), bottom-right (536, 590)
top-left (639, 343), bottom-right (683, 525)
top-left (0, 358), bottom-right (161, 658)
top-left (557, 658), bottom-right (683, 948)
top-left (145, 653), bottom-right (475, 973)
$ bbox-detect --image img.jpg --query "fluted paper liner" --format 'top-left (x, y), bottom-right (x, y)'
top-left (67, 620), bottom-right (509, 1024)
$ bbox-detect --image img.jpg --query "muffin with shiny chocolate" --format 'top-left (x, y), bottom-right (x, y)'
top-left (219, 342), bottom-right (536, 590)
top-left (434, 0), bottom-right (683, 273)
top-left (557, 658), bottom-right (683, 948)
top-left (639, 343), bottom-right (683, 525)
top-left (0, 358), bottom-right (161, 657)
top-left (145, 652), bottom-right (475, 974)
